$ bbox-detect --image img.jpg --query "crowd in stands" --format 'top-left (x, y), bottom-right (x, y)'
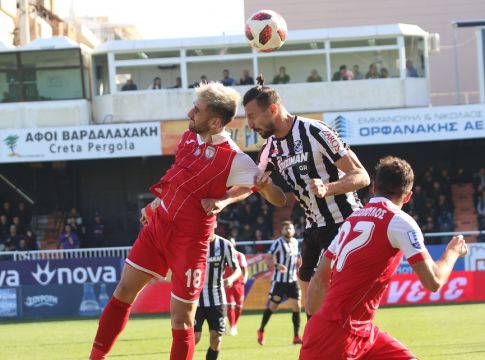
top-left (60, 208), bottom-right (107, 249)
top-left (473, 167), bottom-right (485, 242)
top-left (0, 200), bottom-right (37, 252)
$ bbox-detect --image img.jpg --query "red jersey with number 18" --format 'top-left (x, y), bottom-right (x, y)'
top-left (318, 197), bottom-right (431, 337)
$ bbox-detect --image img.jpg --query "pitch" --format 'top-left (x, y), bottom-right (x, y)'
top-left (1, 304), bottom-right (484, 359)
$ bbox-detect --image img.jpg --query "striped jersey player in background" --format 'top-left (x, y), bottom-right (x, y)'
top-left (243, 76), bottom-right (370, 311)
top-left (223, 237), bottom-right (248, 336)
top-left (257, 220), bottom-right (303, 346)
top-left (195, 229), bottom-right (241, 360)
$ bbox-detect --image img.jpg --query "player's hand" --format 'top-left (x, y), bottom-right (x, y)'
top-left (140, 207), bottom-right (149, 226)
top-left (201, 198), bottom-right (226, 216)
top-left (253, 171), bottom-right (272, 191)
top-left (446, 235), bottom-right (468, 258)
top-left (223, 278), bottom-right (234, 288)
top-left (307, 178), bottom-right (328, 198)
top-left (276, 264), bottom-right (287, 273)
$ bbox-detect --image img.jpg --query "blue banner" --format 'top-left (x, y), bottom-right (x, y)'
top-left (0, 258), bottom-right (124, 287)
top-left (0, 288), bottom-right (17, 317)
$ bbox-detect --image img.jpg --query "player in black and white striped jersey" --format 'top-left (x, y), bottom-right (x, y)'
top-left (257, 221), bottom-right (303, 346)
top-left (243, 77), bottom-right (370, 310)
top-left (194, 232), bottom-right (241, 360)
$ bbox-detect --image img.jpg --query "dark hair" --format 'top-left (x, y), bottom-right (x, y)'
top-left (242, 74), bottom-right (281, 108)
top-left (374, 156), bottom-right (414, 198)
top-left (281, 220), bottom-right (294, 228)
top-left (339, 65), bottom-right (347, 71)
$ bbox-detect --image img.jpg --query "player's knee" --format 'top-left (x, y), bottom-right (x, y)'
top-left (194, 332), bottom-right (202, 344)
top-left (210, 332), bottom-right (222, 350)
top-left (113, 281), bottom-right (137, 303)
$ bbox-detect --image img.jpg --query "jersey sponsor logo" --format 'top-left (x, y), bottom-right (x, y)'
top-left (407, 230), bottom-right (422, 250)
top-left (207, 255), bottom-right (222, 265)
top-left (205, 146), bottom-right (216, 159)
top-left (320, 129), bottom-right (342, 154)
top-left (276, 153), bottom-right (309, 172)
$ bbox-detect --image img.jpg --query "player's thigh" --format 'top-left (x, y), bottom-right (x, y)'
top-left (269, 282), bottom-right (285, 304)
top-left (363, 331), bottom-right (417, 360)
top-left (206, 305), bottom-right (227, 335)
top-left (113, 262), bottom-right (153, 303)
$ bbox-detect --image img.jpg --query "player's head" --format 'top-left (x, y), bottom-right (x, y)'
top-left (188, 82), bottom-right (240, 134)
top-left (374, 156), bottom-right (414, 204)
top-left (243, 75), bottom-right (281, 139)
top-left (281, 220), bottom-right (295, 240)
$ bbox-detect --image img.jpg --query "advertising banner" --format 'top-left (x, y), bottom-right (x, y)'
top-left (0, 122), bottom-right (162, 163)
top-left (381, 271), bottom-right (485, 306)
top-left (0, 258), bottom-right (123, 287)
top-left (323, 104), bottom-right (485, 146)
top-left (465, 243), bottom-right (485, 271)
top-left (0, 288), bottom-right (17, 317)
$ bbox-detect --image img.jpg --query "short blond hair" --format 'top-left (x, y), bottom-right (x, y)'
top-left (195, 82), bottom-right (240, 125)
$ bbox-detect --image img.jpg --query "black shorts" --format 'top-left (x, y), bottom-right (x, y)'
top-left (299, 224), bottom-right (341, 281)
top-left (194, 305), bottom-right (227, 334)
top-left (268, 281), bottom-right (301, 303)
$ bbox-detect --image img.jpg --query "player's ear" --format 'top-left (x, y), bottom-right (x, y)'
top-left (209, 117), bottom-right (223, 130)
top-left (269, 103), bottom-right (278, 115)
top-left (403, 191), bottom-right (412, 204)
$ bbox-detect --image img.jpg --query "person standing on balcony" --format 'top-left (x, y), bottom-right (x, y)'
top-left (272, 66), bottom-right (290, 84)
top-left (88, 82), bottom-right (286, 360)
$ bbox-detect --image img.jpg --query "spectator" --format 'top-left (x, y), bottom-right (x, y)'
top-left (15, 202), bottom-right (31, 227)
top-left (380, 67), bottom-right (389, 78)
top-left (477, 189), bottom-right (485, 219)
top-left (253, 229), bottom-right (266, 253)
top-left (59, 224), bottom-right (80, 249)
top-left (24, 228), bottom-right (38, 250)
top-left (0, 214), bottom-right (9, 240)
top-left (3, 225), bottom-right (21, 251)
top-left (332, 65), bottom-right (353, 81)
top-left (306, 69), bottom-right (322, 82)
top-left (272, 66), bottom-right (290, 84)
top-left (221, 69), bottom-right (236, 86)
top-left (406, 59), bottom-right (418, 77)
top-left (239, 69), bottom-right (255, 85)
top-left (65, 207), bottom-right (86, 242)
top-left (147, 77), bottom-right (162, 89)
top-left (352, 65), bottom-right (364, 80)
top-left (190, 75), bottom-right (209, 88)
top-left (238, 202), bottom-right (255, 226)
top-left (254, 215), bottom-right (270, 239)
top-left (121, 79), bottom-right (138, 91)
top-left (91, 212), bottom-right (106, 247)
top-left (170, 77), bottom-right (182, 88)
top-left (1, 201), bottom-right (13, 223)
top-left (365, 63), bottom-right (380, 79)
top-left (11, 216), bottom-right (25, 235)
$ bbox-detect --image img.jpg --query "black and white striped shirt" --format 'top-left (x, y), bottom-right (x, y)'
top-left (198, 235), bottom-right (238, 307)
top-left (268, 236), bottom-right (299, 283)
top-left (258, 116), bottom-right (362, 228)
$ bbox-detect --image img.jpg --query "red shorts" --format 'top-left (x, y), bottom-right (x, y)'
top-left (126, 207), bottom-right (212, 303)
top-left (300, 318), bottom-right (416, 360)
top-left (225, 283), bottom-right (245, 307)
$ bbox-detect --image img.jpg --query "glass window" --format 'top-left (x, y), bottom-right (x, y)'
top-left (330, 38), bottom-right (397, 48)
top-left (0, 53), bottom-right (18, 70)
top-left (116, 65), bottom-right (181, 90)
top-left (405, 36), bottom-right (425, 78)
top-left (258, 54), bottom-right (327, 84)
top-left (276, 41), bottom-right (325, 51)
top-left (330, 50), bottom-right (399, 81)
top-left (93, 55), bottom-right (110, 95)
top-left (0, 70), bottom-right (21, 102)
top-left (20, 49), bottom-right (81, 68)
top-left (114, 50), bottom-right (180, 60)
top-left (35, 68), bottom-right (83, 100)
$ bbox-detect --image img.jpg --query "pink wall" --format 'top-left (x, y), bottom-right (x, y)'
top-left (245, 0), bottom-right (485, 105)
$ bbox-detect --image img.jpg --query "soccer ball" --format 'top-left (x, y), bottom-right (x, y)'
top-left (245, 10), bottom-right (287, 52)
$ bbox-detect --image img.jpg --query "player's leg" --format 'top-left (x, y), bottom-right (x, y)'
top-left (258, 282), bottom-right (282, 345)
top-left (363, 330), bottom-right (417, 360)
top-left (194, 307), bottom-right (206, 345)
top-left (298, 228), bottom-right (321, 317)
top-left (225, 288), bottom-right (236, 331)
top-left (233, 284), bottom-right (245, 325)
top-left (170, 297), bottom-right (198, 360)
top-left (288, 283), bottom-right (303, 344)
top-left (89, 263), bottom-right (153, 360)
top-left (205, 305), bottom-right (226, 360)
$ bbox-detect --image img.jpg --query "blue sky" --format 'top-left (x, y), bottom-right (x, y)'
top-left (57, 0), bottom-right (245, 39)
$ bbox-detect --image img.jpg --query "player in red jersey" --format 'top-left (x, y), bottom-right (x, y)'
top-left (224, 238), bottom-right (248, 335)
top-left (300, 156), bottom-right (468, 360)
top-left (89, 82), bottom-right (287, 360)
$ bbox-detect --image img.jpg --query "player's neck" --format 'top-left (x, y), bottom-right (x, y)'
top-left (200, 128), bottom-right (224, 143)
top-left (274, 113), bottom-right (294, 138)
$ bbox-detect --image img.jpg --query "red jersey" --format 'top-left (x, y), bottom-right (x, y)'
top-left (150, 130), bottom-right (257, 232)
top-left (224, 251), bottom-right (247, 287)
top-left (319, 197), bottom-right (430, 337)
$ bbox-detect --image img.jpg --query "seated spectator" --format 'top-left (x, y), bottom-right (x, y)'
top-left (406, 59), bottom-right (418, 77)
top-left (15, 202), bottom-right (31, 227)
top-left (170, 77), bottom-right (182, 88)
top-left (121, 79), bottom-right (138, 91)
top-left (190, 75), bottom-right (209, 88)
top-left (1, 201), bottom-right (13, 223)
top-left (306, 69), bottom-right (322, 82)
top-left (65, 207), bottom-right (85, 241)
top-left (239, 69), bottom-right (255, 85)
top-left (24, 228), bottom-right (38, 250)
top-left (59, 224), bottom-right (80, 249)
top-left (2, 225), bottom-right (21, 251)
top-left (147, 77), bottom-right (162, 89)
top-left (0, 214), bottom-right (9, 239)
top-left (365, 63), bottom-right (380, 79)
top-left (91, 212), bottom-right (106, 247)
top-left (272, 66), bottom-right (290, 84)
top-left (352, 65), bottom-right (364, 80)
top-left (221, 69), bottom-right (236, 86)
top-left (332, 65), bottom-right (353, 81)
top-left (380, 67), bottom-right (389, 78)
top-left (12, 216), bottom-right (25, 235)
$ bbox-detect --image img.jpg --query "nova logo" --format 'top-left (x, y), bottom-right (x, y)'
top-left (25, 294), bottom-right (59, 308)
top-left (0, 270), bottom-right (20, 287)
top-left (31, 262), bottom-right (117, 285)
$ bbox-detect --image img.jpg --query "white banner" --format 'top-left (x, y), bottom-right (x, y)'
top-left (0, 122), bottom-right (162, 163)
top-left (323, 104), bottom-right (485, 146)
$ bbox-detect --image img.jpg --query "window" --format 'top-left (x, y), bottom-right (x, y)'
top-left (330, 50), bottom-right (399, 80)
top-left (405, 36), bottom-right (425, 78)
top-left (331, 38), bottom-right (396, 49)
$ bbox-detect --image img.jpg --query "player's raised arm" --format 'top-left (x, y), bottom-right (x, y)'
top-left (411, 235), bottom-right (467, 292)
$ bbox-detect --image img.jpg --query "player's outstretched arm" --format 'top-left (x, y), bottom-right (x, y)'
top-left (308, 150), bottom-right (370, 198)
top-left (201, 186), bottom-right (252, 216)
top-left (411, 235), bottom-right (468, 292)
top-left (306, 255), bottom-right (332, 315)
top-left (253, 171), bottom-right (287, 207)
